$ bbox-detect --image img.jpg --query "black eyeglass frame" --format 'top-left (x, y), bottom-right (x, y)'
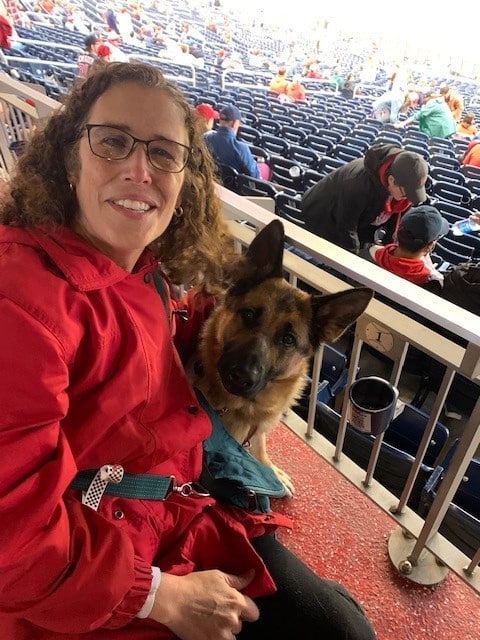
top-left (84, 124), bottom-right (191, 173)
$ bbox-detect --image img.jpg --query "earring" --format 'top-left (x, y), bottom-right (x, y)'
top-left (174, 206), bottom-right (183, 217)
top-left (69, 182), bottom-right (74, 191)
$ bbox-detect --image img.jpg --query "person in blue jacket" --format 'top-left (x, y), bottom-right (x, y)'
top-left (204, 105), bottom-right (261, 179)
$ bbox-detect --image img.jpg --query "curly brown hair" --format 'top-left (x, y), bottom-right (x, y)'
top-left (0, 62), bottom-right (235, 290)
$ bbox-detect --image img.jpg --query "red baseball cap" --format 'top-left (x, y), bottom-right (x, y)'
top-left (195, 103), bottom-right (220, 121)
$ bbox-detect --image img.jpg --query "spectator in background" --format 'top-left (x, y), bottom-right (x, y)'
top-left (456, 112), bottom-right (478, 138)
top-left (368, 205), bottom-right (449, 288)
top-left (371, 88), bottom-right (414, 123)
top-left (395, 91), bottom-right (456, 139)
top-left (0, 12), bottom-right (12, 48)
top-left (77, 33), bottom-right (98, 79)
top-left (204, 104), bottom-right (261, 178)
top-left (195, 102), bottom-right (219, 131)
top-left (439, 85), bottom-right (464, 122)
top-left (268, 67), bottom-right (289, 96)
top-left (301, 144), bottom-right (428, 254)
top-left (461, 139), bottom-right (480, 167)
top-left (104, 2), bottom-right (119, 35)
top-left (286, 75), bottom-right (306, 103)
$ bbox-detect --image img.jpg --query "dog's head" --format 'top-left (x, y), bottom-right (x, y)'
top-left (208, 220), bottom-right (373, 400)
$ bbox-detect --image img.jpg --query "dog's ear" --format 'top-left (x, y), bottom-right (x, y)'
top-left (245, 220), bottom-right (285, 279)
top-left (230, 220), bottom-right (285, 294)
top-left (310, 287), bottom-right (373, 346)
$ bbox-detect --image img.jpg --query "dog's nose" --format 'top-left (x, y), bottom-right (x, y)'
top-left (218, 353), bottom-right (266, 399)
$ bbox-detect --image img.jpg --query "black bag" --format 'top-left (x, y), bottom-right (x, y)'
top-left (441, 261), bottom-right (480, 314)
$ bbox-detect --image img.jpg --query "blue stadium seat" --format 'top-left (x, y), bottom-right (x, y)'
top-left (420, 442), bottom-right (480, 557)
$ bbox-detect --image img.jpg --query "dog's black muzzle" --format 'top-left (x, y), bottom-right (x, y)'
top-left (217, 339), bottom-right (270, 399)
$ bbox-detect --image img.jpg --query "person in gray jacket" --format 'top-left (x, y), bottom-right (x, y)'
top-left (301, 144), bottom-right (428, 254)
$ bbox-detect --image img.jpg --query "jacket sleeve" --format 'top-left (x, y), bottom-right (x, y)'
top-left (0, 298), bottom-right (152, 633)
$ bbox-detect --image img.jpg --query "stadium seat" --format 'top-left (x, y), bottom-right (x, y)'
top-left (385, 404), bottom-right (449, 467)
top-left (317, 155), bottom-right (347, 176)
top-left (217, 164), bottom-right (240, 193)
top-left (281, 125), bottom-right (307, 145)
top-left (296, 401), bottom-right (434, 510)
top-left (260, 134), bottom-right (291, 157)
top-left (302, 169), bottom-right (324, 191)
top-left (288, 144), bottom-right (321, 169)
top-left (462, 164), bottom-right (480, 180)
top-left (331, 143), bottom-right (363, 162)
top-left (274, 191), bottom-right (304, 225)
top-left (430, 153), bottom-right (460, 171)
top-left (430, 166), bottom-right (466, 186)
top-left (306, 134), bottom-right (335, 156)
top-left (237, 174), bottom-right (279, 199)
top-left (430, 180), bottom-right (472, 206)
top-left (269, 156), bottom-right (305, 191)
top-left (255, 116), bottom-right (282, 136)
top-left (420, 443), bottom-right (480, 557)
top-left (237, 124), bottom-right (262, 145)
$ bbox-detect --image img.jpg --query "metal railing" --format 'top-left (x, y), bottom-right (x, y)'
top-left (1, 73), bottom-right (479, 596)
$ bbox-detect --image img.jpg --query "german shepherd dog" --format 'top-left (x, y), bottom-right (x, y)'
top-left (190, 220), bottom-right (373, 495)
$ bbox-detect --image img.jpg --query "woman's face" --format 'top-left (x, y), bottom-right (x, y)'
top-left (72, 81), bottom-right (188, 271)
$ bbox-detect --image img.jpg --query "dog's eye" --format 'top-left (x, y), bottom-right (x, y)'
top-left (240, 308), bottom-right (258, 326)
top-left (282, 332), bottom-right (297, 347)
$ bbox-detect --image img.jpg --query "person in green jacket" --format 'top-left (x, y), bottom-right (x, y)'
top-left (395, 90), bottom-right (456, 139)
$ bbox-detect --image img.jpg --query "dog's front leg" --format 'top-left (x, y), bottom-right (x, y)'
top-left (249, 432), bottom-right (295, 497)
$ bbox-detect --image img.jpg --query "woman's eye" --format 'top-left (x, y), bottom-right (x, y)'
top-left (103, 135), bottom-right (128, 150)
top-left (150, 145), bottom-right (173, 161)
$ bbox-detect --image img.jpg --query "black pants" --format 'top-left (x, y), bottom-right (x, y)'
top-left (238, 535), bottom-right (376, 640)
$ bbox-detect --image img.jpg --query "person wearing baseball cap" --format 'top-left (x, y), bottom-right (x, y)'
top-left (369, 204), bottom-right (449, 286)
top-left (195, 103), bottom-right (219, 131)
top-left (301, 143), bottom-right (429, 254)
top-left (204, 103), bottom-right (261, 179)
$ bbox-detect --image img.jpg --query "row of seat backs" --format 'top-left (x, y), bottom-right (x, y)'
top-left (420, 439), bottom-right (480, 558)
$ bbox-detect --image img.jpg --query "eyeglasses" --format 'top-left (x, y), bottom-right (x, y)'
top-left (85, 124), bottom-right (191, 173)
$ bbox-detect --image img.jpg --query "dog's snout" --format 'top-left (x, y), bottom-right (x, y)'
top-left (218, 349), bottom-right (267, 399)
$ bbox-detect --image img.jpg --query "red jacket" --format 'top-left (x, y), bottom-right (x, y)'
top-left (0, 226), bottom-right (288, 639)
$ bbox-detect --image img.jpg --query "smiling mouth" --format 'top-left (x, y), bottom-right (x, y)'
top-left (112, 198), bottom-right (155, 212)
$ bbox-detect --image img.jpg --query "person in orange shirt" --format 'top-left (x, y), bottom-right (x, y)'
top-left (268, 67), bottom-right (289, 96)
top-left (462, 139), bottom-right (480, 167)
top-left (439, 85), bottom-right (464, 122)
top-left (286, 75), bottom-right (306, 102)
top-left (456, 113), bottom-right (477, 138)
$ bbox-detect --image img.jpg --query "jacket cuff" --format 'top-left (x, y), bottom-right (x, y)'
top-left (103, 557), bottom-right (154, 629)
top-left (136, 566), bottom-right (161, 619)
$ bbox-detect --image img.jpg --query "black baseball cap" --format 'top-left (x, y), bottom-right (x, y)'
top-left (390, 152), bottom-right (429, 204)
top-left (397, 205), bottom-right (450, 250)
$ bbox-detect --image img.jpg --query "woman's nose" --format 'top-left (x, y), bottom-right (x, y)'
top-left (122, 143), bottom-right (153, 183)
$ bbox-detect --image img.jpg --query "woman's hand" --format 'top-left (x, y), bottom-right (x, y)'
top-left (149, 569), bottom-right (260, 640)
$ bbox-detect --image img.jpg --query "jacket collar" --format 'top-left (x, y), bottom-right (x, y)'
top-left (0, 225), bottom-right (156, 291)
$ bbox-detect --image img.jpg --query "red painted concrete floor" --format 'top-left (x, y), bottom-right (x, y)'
top-left (268, 423), bottom-right (480, 640)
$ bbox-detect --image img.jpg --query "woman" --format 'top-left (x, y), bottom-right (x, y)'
top-left (0, 62), bottom-right (376, 640)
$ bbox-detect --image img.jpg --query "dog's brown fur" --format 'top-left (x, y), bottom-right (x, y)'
top-left (190, 220), bottom-right (373, 494)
